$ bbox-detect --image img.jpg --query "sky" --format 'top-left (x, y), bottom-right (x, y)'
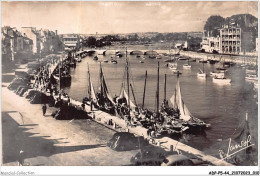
top-left (1, 1), bottom-right (258, 34)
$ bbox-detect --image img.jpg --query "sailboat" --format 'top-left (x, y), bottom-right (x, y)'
top-left (197, 58), bottom-right (206, 78)
top-left (148, 49), bottom-right (156, 59)
top-left (167, 50), bottom-right (179, 72)
top-left (183, 60), bottom-right (191, 69)
top-left (82, 64), bottom-right (99, 106)
top-left (118, 59), bottom-right (137, 111)
top-left (88, 67), bottom-right (98, 106)
top-left (216, 56), bottom-right (227, 72)
top-left (93, 55), bottom-right (98, 61)
top-left (96, 63), bottom-right (116, 113)
top-left (212, 63), bottom-right (231, 84)
top-left (115, 49), bottom-right (139, 119)
top-left (170, 74), bottom-right (209, 131)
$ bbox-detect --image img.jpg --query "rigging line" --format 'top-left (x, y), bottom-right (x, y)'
top-left (96, 64), bottom-right (101, 92)
top-left (102, 69), bottom-right (113, 97)
top-left (128, 66), bottom-right (139, 105)
top-left (119, 64), bottom-right (127, 95)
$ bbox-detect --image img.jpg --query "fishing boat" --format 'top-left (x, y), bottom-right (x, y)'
top-left (93, 55), bottom-right (98, 61)
top-left (212, 76), bottom-right (231, 84)
top-left (253, 81), bottom-right (258, 90)
top-left (53, 62), bottom-right (72, 86)
top-left (245, 74), bottom-right (258, 81)
top-left (156, 56), bottom-right (162, 59)
top-left (208, 59), bottom-right (218, 64)
top-left (183, 60), bottom-right (191, 69)
top-left (82, 64), bottom-right (99, 107)
top-left (75, 57), bottom-right (82, 62)
top-left (246, 68), bottom-right (256, 74)
top-left (111, 59), bottom-right (118, 64)
top-left (168, 63), bottom-right (178, 71)
top-left (215, 56), bottom-right (227, 72)
top-left (116, 53), bottom-right (123, 58)
top-left (165, 58), bottom-right (176, 62)
top-left (169, 74), bottom-right (209, 132)
top-left (183, 64), bottom-right (191, 69)
top-left (139, 61), bottom-right (144, 63)
top-left (189, 58), bottom-right (196, 62)
top-left (115, 58), bottom-right (138, 119)
top-left (95, 63), bottom-right (116, 114)
top-left (168, 52), bottom-right (178, 71)
top-left (199, 59), bottom-right (207, 63)
top-left (197, 69), bottom-right (206, 78)
top-left (53, 74), bottom-right (71, 84)
top-left (210, 71), bottom-right (224, 78)
top-left (148, 49), bottom-right (157, 59)
top-left (197, 58), bottom-right (206, 78)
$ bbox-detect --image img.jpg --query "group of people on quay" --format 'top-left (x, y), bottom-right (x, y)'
top-left (93, 93), bottom-right (186, 139)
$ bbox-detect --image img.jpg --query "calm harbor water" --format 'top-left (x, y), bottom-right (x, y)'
top-left (64, 52), bottom-right (258, 161)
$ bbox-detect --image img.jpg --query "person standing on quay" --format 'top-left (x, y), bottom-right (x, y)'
top-left (42, 104), bottom-right (47, 116)
top-left (18, 150), bottom-right (25, 166)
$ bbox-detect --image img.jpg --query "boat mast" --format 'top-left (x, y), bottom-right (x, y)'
top-left (203, 57), bottom-right (205, 73)
top-left (99, 62), bottom-right (103, 96)
top-left (164, 74), bottom-right (166, 101)
top-left (59, 56), bottom-right (61, 90)
top-left (87, 64), bottom-right (91, 99)
top-left (126, 48), bottom-right (130, 109)
top-left (156, 62), bottom-right (160, 114)
top-left (142, 70), bottom-right (147, 109)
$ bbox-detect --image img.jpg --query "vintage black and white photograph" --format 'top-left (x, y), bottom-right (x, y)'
top-left (1, 0), bottom-right (258, 174)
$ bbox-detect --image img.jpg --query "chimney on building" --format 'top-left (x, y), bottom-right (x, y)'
top-left (55, 30), bottom-right (58, 35)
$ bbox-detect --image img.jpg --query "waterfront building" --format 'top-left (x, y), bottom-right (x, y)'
top-left (219, 27), bottom-right (241, 54)
top-left (2, 26), bottom-right (34, 62)
top-left (201, 14), bottom-right (258, 54)
top-left (61, 34), bottom-right (80, 50)
top-left (200, 36), bottom-right (220, 53)
top-left (20, 27), bottom-right (62, 54)
top-left (20, 27), bottom-right (40, 54)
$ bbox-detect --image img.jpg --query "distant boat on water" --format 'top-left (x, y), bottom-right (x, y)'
top-left (212, 77), bottom-right (231, 84)
top-left (93, 56), bottom-right (98, 61)
top-left (197, 69), bottom-right (206, 78)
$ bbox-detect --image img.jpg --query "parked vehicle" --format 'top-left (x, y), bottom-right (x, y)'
top-left (107, 132), bottom-right (149, 151)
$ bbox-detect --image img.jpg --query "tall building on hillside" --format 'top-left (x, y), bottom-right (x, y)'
top-left (202, 14), bottom-right (258, 54)
top-left (220, 27), bottom-right (241, 53)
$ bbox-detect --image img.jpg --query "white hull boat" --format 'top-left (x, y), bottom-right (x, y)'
top-left (169, 63), bottom-right (177, 71)
top-left (212, 77), bottom-right (231, 84)
top-left (197, 72), bottom-right (206, 78)
top-left (245, 74), bottom-right (258, 81)
top-left (183, 64), bottom-right (191, 69)
top-left (210, 72), bottom-right (224, 78)
top-left (197, 68), bottom-right (206, 78)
